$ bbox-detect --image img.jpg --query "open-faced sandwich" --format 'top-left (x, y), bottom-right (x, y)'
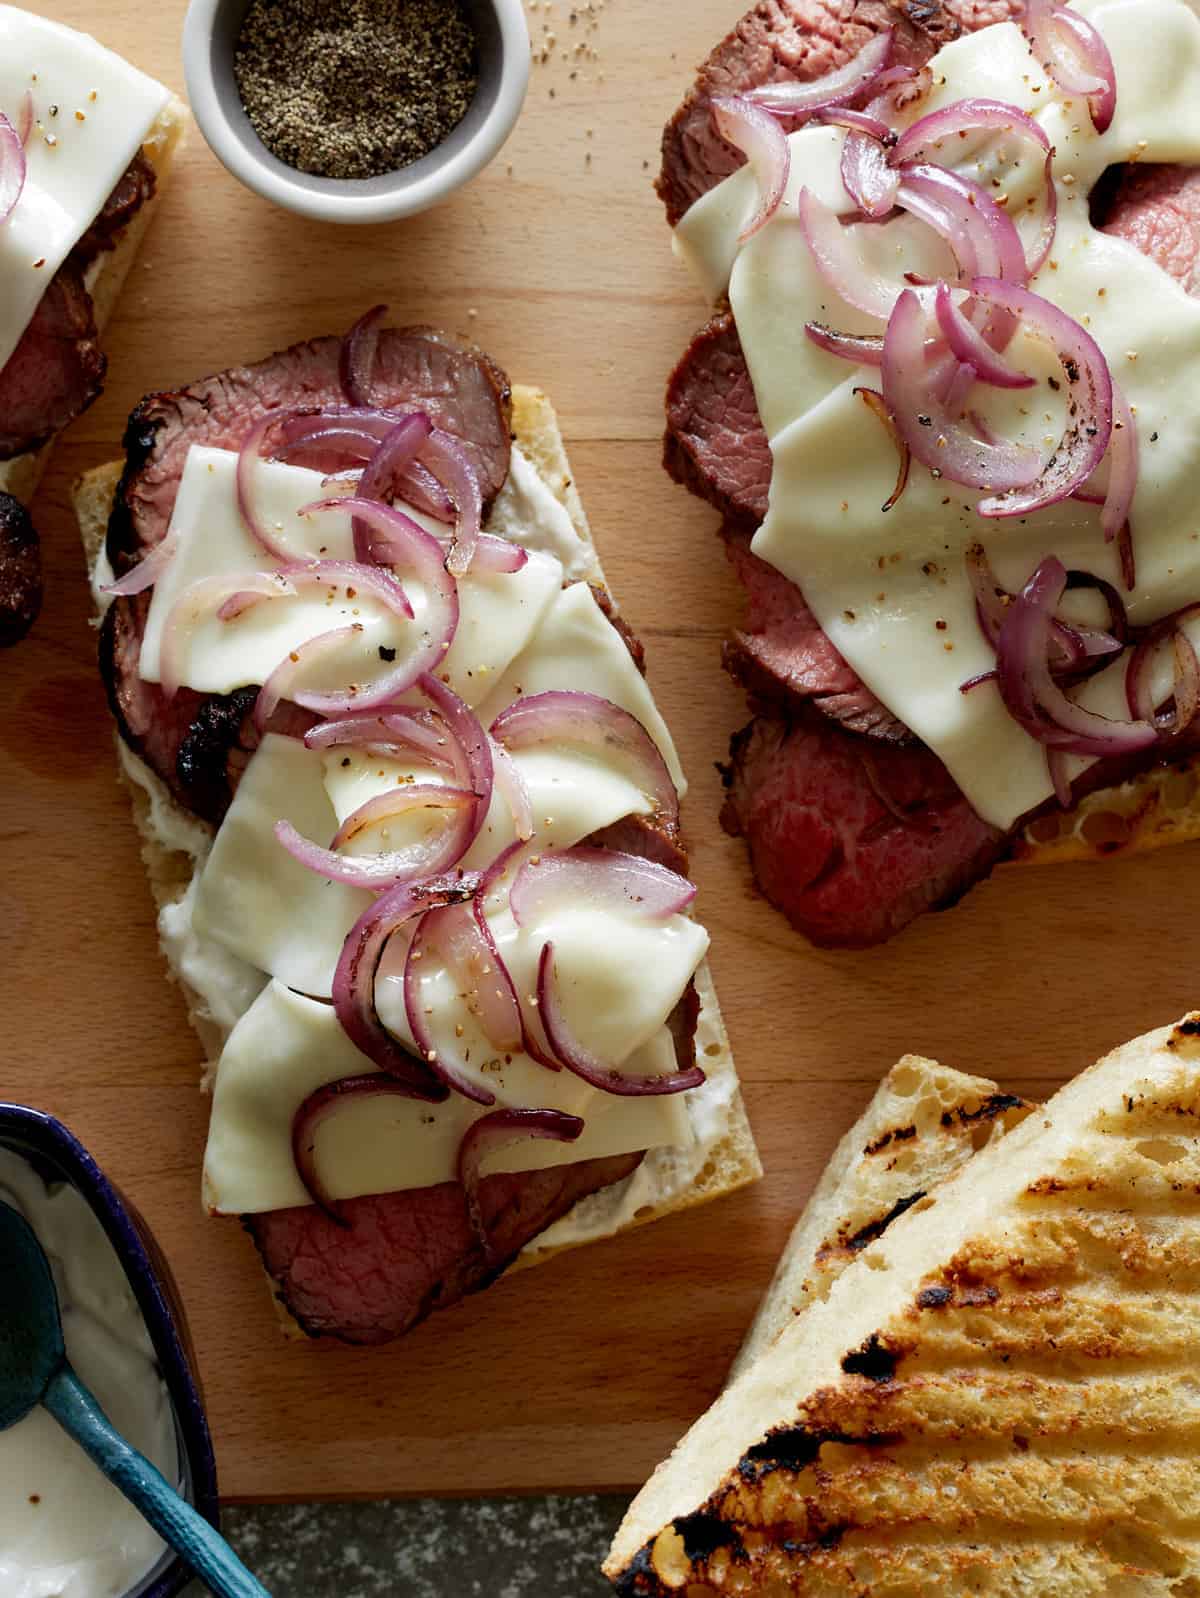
top-left (660, 0), bottom-right (1200, 946)
top-left (607, 1013), bottom-right (1200, 1594)
top-left (0, 5), bottom-right (183, 648)
top-left (77, 315), bottom-right (759, 1345)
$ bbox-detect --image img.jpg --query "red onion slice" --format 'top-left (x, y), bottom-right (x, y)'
top-left (458, 1109), bottom-right (584, 1265)
top-left (1023, 0), bottom-right (1116, 133)
top-left (935, 284), bottom-right (1032, 389)
top-left (996, 555), bottom-right (1155, 756)
top-left (490, 736), bottom-right (534, 841)
top-left (854, 386), bottom-right (912, 513)
top-left (881, 289), bottom-right (1041, 492)
top-left (967, 543), bottom-right (1126, 674)
top-left (436, 899), bottom-right (525, 1053)
top-left (340, 304), bottom-right (387, 406)
top-left (101, 531), bottom-right (180, 598)
top-left (970, 277), bottom-right (1114, 518)
top-left (1126, 603), bottom-right (1200, 735)
top-left (420, 429), bottom-right (484, 577)
top-left (254, 625), bottom-right (366, 732)
top-left (275, 786), bottom-right (479, 889)
top-left (292, 1071), bottom-right (440, 1226)
top-left (489, 690), bottom-right (679, 831)
top-left (710, 96), bottom-right (791, 244)
top-left (537, 943), bottom-right (705, 1098)
top-left (403, 906), bottom-right (499, 1105)
top-left (159, 571), bottom-right (298, 700)
top-left (16, 92), bottom-right (32, 149)
top-left (890, 96), bottom-right (1050, 165)
top-left (357, 412), bottom-right (435, 509)
top-left (838, 119), bottom-right (900, 220)
top-left (804, 323), bottom-right (884, 366)
top-left (797, 187), bottom-right (899, 320)
top-left (294, 502), bottom-right (459, 710)
top-left (0, 110), bottom-right (26, 226)
top-left (1101, 382), bottom-right (1137, 548)
top-left (509, 846), bottom-right (696, 929)
top-left (305, 708), bottom-right (459, 772)
top-left (237, 415), bottom-right (304, 561)
top-left (895, 163), bottom-right (1027, 284)
top-left (333, 873), bottom-right (481, 1091)
top-left (745, 29), bottom-right (893, 116)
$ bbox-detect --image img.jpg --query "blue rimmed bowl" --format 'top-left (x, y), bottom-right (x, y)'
top-left (0, 1104), bottom-right (219, 1598)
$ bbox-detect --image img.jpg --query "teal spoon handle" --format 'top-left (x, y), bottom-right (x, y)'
top-left (43, 1362), bottom-right (270, 1598)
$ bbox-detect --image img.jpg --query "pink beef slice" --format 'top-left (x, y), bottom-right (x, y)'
top-left (1100, 164), bottom-right (1200, 293)
top-left (720, 710), bottom-right (1006, 947)
top-left (245, 1154), bottom-right (644, 1345)
top-left (655, 0), bottom-right (961, 228)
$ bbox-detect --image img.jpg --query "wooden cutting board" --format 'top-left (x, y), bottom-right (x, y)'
top-left (2, 0), bottom-right (1198, 1502)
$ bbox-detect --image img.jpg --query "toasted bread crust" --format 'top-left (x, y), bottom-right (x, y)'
top-left (608, 1016), bottom-right (1200, 1595)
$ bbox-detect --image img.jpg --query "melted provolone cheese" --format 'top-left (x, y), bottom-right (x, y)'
top-left (682, 0), bottom-right (1200, 829)
top-left (191, 734), bottom-right (371, 998)
top-left (139, 447), bottom-right (564, 709)
top-left (203, 983), bottom-right (689, 1214)
top-left (0, 8), bottom-right (167, 373)
top-left (474, 581), bottom-right (688, 794)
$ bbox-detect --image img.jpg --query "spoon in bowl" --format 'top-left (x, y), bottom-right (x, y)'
top-left (0, 1198), bottom-right (270, 1598)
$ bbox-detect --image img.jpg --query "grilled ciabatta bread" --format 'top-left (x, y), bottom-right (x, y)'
top-left (608, 1015), bottom-right (1200, 1596)
top-left (728, 1058), bottom-right (1032, 1384)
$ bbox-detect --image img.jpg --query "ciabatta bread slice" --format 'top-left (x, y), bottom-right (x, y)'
top-left (728, 1058), bottom-right (1032, 1383)
top-left (607, 1014), bottom-right (1200, 1596)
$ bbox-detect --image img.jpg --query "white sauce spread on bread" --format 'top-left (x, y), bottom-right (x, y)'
top-left (113, 442), bottom-right (722, 1216)
top-left (0, 8), bottom-right (166, 373)
top-left (677, 0), bottom-right (1200, 829)
top-left (0, 1149), bottom-right (177, 1598)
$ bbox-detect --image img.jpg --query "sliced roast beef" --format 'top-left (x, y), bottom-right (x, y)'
top-left (105, 326), bottom-right (513, 572)
top-left (99, 327), bottom-right (515, 817)
top-left (72, 154), bottom-right (157, 269)
top-left (722, 535), bottom-right (909, 741)
top-left (656, 0), bottom-right (956, 229)
top-left (0, 261), bottom-right (106, 461)
top-left (1098, 164), bottom-right (1200, 293)
top-left (664, 312), bottom-right (770, 525)
top-left (0, 493), bottom-right (41, 647)
top-left (720, 710), bottom-right (1005, 947)
top-left (245, 1152), bottom-right (644, 1345)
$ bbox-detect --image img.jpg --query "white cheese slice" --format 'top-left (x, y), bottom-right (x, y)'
top-left (487, 444), bottom-right (595, 581)
top-left (203, 982), bottom-right (689, 1214)
top-left (191, 734), bottom-right (371, 999)
top-left (474, 581), bottom-right (688, 795)
top-left (683, 0), bottom-right (1200, 831)
top-left (0, 9), bottom-right (167, 371)
top-left (138, 446), bottom-right (563, 709)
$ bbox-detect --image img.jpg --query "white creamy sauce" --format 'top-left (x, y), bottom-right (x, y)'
top-left (119, 441), bottom-right (724, 1218)
top-left (0, 8), bottom-right (167, 373)
top-left (0, 1150), bottom-right (177, 1598)
top-left (678, 0), bottom-right (1200, 829)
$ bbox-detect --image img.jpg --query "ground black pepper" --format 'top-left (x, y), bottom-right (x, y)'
top-left (234, 0), bottom-right (480, 181)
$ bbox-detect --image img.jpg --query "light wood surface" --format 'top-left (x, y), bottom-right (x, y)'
top-left (2, 0), bottom-right (1197, 1502)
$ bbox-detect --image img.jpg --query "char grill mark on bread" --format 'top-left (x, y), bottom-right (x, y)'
top-left (104, 326), bottom-right (513, 572)
top-left (729, 1059), bottom-right (1033, 1383)
top-left (0, 260), bottom-right (105, 462)
top-left (0, 493), bottom-right (42, 647)
top-left (655, 0), bottom-right (955, 228)
top-left (246, 1153), bottom-right (645, 1346)
top-left (606, 1016), bottom-right (1200, 1594)
top-left (719, 712), bottom-right (1004, 947)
